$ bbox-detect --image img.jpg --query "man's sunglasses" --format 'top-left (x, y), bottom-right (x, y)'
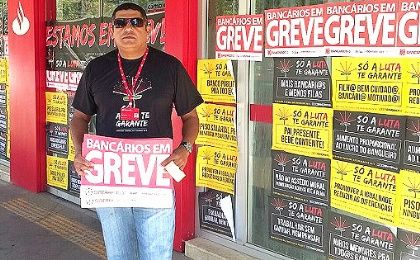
top-left (113, 17), bottom-right (145, 28)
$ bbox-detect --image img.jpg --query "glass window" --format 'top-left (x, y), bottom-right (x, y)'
top-left (248, 0), bottom-right (326, 258)
top-left (204, 0), bottom-right (378, 259)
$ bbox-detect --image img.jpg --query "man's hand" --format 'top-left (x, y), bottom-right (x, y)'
top-left (161, 146), bottom-right (190, 170)
top-left (73, 153), bottom-right (93, 176)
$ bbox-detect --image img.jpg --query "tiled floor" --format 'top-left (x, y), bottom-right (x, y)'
top-left (0, 180), bottom-right (190, 260)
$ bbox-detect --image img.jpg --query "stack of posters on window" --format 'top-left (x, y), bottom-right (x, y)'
top-left (0, 83), bottom-right (7, 158)
top-left (269, 195), bottom-right (327, 253)
top-left (330, 57), bottom-right (420, 235)
top-left (46, 91), bottom-right (69, 190)
top-left (0, 58), bottom-right (8, 159)
top-left (272, 57), bottom-right (333, 158)
top-left (196, 59), bottom-right (238, 195)
top-left (198, 189), bottom-right (234, 238)
top-left (328, 212), bottom-right (396, 260)
top-left (270, 57), bottom-right (332, 254)
top-left (215, 14), bottom-right (264, 61)
top-left (397, 229), bottom-right (420, 260)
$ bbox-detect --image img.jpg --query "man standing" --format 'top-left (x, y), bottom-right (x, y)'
top-left (70, 3), bottom-right (203, 260)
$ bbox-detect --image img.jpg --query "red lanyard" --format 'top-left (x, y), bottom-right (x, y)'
top-left (117, 47), bottom-right (149, 106)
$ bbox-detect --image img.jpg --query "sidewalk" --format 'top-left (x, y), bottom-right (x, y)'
top-left (0, 180), bottom-right (190, 260)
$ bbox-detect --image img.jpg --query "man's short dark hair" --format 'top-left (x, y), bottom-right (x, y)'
top-left (112, 2), bottom-right (147, 20)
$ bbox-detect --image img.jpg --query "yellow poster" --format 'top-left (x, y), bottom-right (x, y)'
top-left (331, 159), bottom-right (398, 226)
top-left (272, 103), bottom-right (332, 158)
top-left (403, 60), bottom-right (420, 116)
top-left (196, 145), bottom-right (237, 194)
top-left (396, 170), bottom-right (420, 233)
top-left (47, 155), bottom-right (68, 190)
top-left (197, 59), bottom-right (236, 104)
top-left (46, 92), bottom-right (67, 124)
top-left (0, 58), bottom-right (8, 84)
top-left (68, 129), bottom-right (75, 161)
top-left (332, 57), bottom-right (410, 115)
top-left (196, 103), bottom-right (237, 148)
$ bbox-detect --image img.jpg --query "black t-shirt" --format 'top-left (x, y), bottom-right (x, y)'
top-left (73, 47), bottom-right (203, 139)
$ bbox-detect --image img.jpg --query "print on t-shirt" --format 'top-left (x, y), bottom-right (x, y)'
top-left (113, 76), bottom-right (152, 133)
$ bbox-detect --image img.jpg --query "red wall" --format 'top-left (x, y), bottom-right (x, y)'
top-left (165, 0), bottom-right (198, 251)
top-left (8, 0), bottom-right (49, 192)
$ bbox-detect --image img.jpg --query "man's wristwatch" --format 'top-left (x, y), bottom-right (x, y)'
top-left (180, 141), bottom-right (193, 153)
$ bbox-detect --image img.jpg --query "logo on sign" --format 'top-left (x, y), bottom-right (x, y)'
top-left (12, 2), bottom-right (30, 36)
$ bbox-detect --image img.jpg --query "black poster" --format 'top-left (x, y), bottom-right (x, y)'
top-left (403, 117), bottom-right (420, 173)
top-left (0, 106), bottom-right (6, 130)
top-left (397, 229), bottom-right (420, 260)
top-left (273, 57), bottom-right (331, 107)
top-left (46, 123), bottom-right (68, 156)
top-left (333, 111), bottom-right (405, 172)
top-left (198, 189), bottom-right (233, 238)
top-left (67, 91), bottom-right (75, 123)
top-left (0, 83), bottom-right (6, 106)
top-left (328, 212), bottom-right (395, 260)
top-left (68, 162), bottom-right (80, 194)
top-left (271, 150), bottom-right (330, 206)
top-left (46, 12), bottom-right (165, 71)
top-left (269, 195), bottom-right (327, 253)
top-left (0, 130), bottom-right (6, 157)
top-left (0, 83), bottom-right (7, 156)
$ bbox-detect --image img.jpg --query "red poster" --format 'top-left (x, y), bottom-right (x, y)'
top-left (264, 0), bottom-right (420, 57)
top-left (265, 4), bottom-right (324, 57)
top-left (215, 14), bottom-right (264, 61)
top-left (46, 71), bottom-right (83, 91)
top-left (324, 0), bottom-right (398, 56)
top-left (397, 0), bottom-right (420, 56)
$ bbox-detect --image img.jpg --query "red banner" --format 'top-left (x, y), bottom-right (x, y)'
top-left (265, 0), bottom-right (420, 57)
top-left (397, 1), bottom-right (420, 56)
top-left (265, 4), bottom-right (324, 57)
top-left (215, 14), bottom-right (264, 61)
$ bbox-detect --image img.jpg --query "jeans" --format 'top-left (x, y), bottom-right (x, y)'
top-left (96, 206), bottom-right (175, 260)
